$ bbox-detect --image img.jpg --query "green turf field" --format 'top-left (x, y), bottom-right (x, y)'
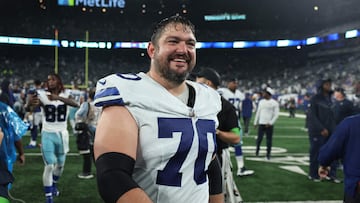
top-left (10, 113), bottom-right (344, 203)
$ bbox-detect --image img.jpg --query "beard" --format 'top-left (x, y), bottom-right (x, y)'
top-left (154, 54), bottom-right (194, 85)
top-left (161, 65), bottom-right (189, 85)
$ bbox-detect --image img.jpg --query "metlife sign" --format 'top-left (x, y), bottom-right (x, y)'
top-left (58, 0), bottom-right (125, 8)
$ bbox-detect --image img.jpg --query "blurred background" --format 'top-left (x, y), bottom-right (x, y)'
top-left (1, 0), bottom-right (360, 101)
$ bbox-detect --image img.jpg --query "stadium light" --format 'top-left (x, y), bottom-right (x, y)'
top-left (345, 29), bottom-right (359, 39)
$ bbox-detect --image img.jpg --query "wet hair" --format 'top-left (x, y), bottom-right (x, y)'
top-left (48, 73), bottom-right (65, 93)
top-left (150, 15), bottom-right (195, 46)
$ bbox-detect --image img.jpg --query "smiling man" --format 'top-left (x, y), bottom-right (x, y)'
top-left (94, 16), bottom-right (222, 203)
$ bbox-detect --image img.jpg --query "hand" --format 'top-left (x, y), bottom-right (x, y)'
top-left (47, 93), bottom-right (59, 101)
top-left (318, 166), bottom-right (330, 179)
top-left (254, 124), bottom-right (258, 129)
top-left (17, 153), bottom-right (25, 165)
top-left (29, 94), bottom-right (40, 106)
top-left (216, 129), bottom-right (220, 135)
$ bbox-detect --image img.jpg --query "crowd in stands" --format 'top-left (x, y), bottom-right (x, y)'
top-left (2, 4), bottom-right (360, 109)
top-left (4, 1), bottom-right (353, 42)
top-left (1, 38), bottom-right (360, 103)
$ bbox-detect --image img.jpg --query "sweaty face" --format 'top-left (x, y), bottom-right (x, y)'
top-left (151, 23), bottom-right (196, 85)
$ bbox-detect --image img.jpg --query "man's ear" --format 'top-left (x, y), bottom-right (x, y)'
top-left (205, 80), bottom-right (212, 87)
top-left (147, 42), bottom-right (155, 58)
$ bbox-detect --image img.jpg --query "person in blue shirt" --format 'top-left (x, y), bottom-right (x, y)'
top-left (333, 87), bottom-right (357, 125)
top-left (240, 92), bottom-right (255, 136)
top-left (318, 114), bottom-right (360, 203)
top-left (0, 101), bottom-right (28, 203)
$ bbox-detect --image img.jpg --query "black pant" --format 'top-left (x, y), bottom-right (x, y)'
top-left (308, 134), bottom-right (337, 179)
top-left (344, 193), bottom-right (360, 203)
top-left (82, 144), bottom-right (94, 174)
top-left (0, 161), bottom-right (13, 199)
top-left (242, 116), bottom-right (251, 134)
top-left (255, 125), bottom-right (273, 159)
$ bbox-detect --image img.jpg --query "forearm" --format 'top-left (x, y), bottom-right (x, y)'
top-left (58, 96), bottom-right (79, 107)
top-left (0, 129), bottom-right (3, 146)
top-left (15, 139), bottom-right (25, 164)
top-left (216, 130), bottom-right (240, 145)
top-left (15, 140), bottom-right (24, 156)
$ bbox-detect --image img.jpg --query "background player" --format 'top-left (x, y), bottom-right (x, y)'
top-left (28, 73), bottom-right (78, 203)
top-left (218, 78), bottom-right (254, 177)
top-left (196, 68), bottom-right (243, 203)
top-left (67, 83), bottom-right (86, 135)
top-left (24, 79), bottom-right (44, 148)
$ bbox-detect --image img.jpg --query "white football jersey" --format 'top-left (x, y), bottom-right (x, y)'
top-left (66, 88), bottom-right (86, 105)
top-left (217, 87), bottom-right (245, 112)
top-left (37, 89), bottom-right (70, 132)
top-left (94, 72), bottom-right (221, 203)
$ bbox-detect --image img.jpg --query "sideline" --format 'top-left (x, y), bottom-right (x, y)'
top-left (279, 112), bottom-right (306, 118)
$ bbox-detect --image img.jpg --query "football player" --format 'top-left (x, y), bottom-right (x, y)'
top-left (67, 83), bottom-right (86, 134)
top-left (94, 16), bottom-right (222, 203)
top-left (218, 78), bottom-right (255, 177)
top-left (29, 73), bottom-right (78, 203)
top-left (196, 68), bottom-right (243, 203)
top-left (24, 79), bottom-right (44, 148)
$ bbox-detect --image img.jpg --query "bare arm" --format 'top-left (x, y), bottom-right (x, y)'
top-left (94, 106), bottom-right (153, 203)
top-left (0, 128), bottom-right (3, 145)
top-left (209, 194), bottom-right (224, 203)
top-left (15, 139), bottom-right (25, 165)
top-left (216, 129), bottom-right (240, 145)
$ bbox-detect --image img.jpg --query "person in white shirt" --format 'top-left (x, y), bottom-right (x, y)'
top-left (28, 73), bottom-right (79, 203)
top-left (253, 87), bottom-right (279, 160)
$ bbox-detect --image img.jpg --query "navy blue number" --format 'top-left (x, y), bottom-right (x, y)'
top-left (228, 98), bottom-right (240, 106)
top-left (156, 118), bottom-right (215, 187)
top-left (44, 104), bottom-right (67, 122)
top-left (57, 105), bottom-right (67, 121)
top-left (194, 119), bottom-right (215, 185)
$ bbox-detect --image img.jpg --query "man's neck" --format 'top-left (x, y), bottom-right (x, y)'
top-left (147, 71), bottom-right (187, 97)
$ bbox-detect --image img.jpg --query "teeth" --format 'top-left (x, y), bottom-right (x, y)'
top-left (173, 59), bottom-right (186, 62)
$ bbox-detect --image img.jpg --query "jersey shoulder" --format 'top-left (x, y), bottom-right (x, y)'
top-left (217, 87), bottom-right (228, 96)
top-left (94, 73), bottom-right (143, 107)
top-left (187, 81), bottom-right (221, 114)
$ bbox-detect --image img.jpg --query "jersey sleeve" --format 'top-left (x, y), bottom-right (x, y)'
top-left (36, 89), bottom-right (49, 104)
top-left (94, 74), bottom-right (126, 107)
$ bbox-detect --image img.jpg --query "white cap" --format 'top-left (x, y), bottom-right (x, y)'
top-left (265, 87), bottom-right (275, 95)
